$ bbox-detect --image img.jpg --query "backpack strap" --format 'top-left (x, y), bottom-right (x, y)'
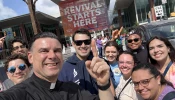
top-left (162, 91), bottom-right (175, 100)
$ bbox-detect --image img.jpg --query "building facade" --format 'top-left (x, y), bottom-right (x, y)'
top-left (112, 0), bottom-right (175, 28)
top-left (0, 11), bottom-right (66, 59)
top-left (0, 11), bottom-right (65, 49)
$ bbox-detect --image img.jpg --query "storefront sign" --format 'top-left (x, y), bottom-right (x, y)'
top-left (154, 5), bottom-right (164, 17)
top-left (59, 0), bottom-right (109, 36)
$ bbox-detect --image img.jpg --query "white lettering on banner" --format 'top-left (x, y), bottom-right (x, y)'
top-left (64, 0), bottom-right (102, 15)
top-left (63, 0), bottom-right (103, 28)
top-left (73, 17), bottom-right (97, 27)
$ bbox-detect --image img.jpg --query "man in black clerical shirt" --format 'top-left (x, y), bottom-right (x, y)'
top-left (0, 32), bottom-right (114, 100)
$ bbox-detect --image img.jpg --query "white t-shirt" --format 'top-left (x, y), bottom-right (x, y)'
top-left (115, 76), bottom-right (143, 100)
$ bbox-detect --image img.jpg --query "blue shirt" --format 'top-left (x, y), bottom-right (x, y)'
top-left (109, 62), bottom-right (122, 89)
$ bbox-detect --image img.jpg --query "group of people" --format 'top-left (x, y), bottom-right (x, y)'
top-left (0, 31), bottom-right (114, 100)
top-left (0, 26), bottom-right (174, 100)
top-left (103, 27), bottom-right (175, 100)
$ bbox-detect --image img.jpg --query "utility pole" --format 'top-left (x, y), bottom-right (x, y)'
top-left (149, 0), bottom-right (157, 21)
top-left (23, 0), bottom-right (41, 34)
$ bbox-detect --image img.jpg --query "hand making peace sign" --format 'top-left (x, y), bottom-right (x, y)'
top-left (0, 37), bottom-right (6, 49)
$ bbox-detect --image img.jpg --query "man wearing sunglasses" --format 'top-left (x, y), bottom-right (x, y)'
top-left (126, 28), bottom-right (148, 64)
top-left (0, 32), bottom-right (114, 100)
top-left (2, 54), bottom-right (31, 91)
top-left (2, 38), bottom-right (31, 90)
top-left (9, 37), bottom-right (28, 56)
top-left (59, 28), bottom-right (115, 95)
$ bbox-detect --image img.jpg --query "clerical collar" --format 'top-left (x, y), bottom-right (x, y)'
top-left (50, 83), bottom-right (56, 89)
top-left (31, 74), bottom-right (57, 90)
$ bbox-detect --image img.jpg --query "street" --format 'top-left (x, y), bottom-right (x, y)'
top-left (63, 46), bottom-right (75, 61)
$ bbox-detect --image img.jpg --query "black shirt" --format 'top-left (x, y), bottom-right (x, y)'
top-left (0, 74), bottom-right (99, 100)
top-left (129, 46), bottom-right (148, 64)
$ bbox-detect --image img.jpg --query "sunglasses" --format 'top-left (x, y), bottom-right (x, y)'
top-left (7, 64), bottom-right (26, 73)
top-left (74, 39), bottom-right (91, 46)
top-left (127, 38), bottom-right (140, 43)
top-left (13, 45), bottom-right (26, 51)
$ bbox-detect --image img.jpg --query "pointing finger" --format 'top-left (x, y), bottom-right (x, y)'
top-left (91, 39), bottom-right (98, 57)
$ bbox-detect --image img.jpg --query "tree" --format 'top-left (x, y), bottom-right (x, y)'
top-left (23, 0), bottom-right (41, 34)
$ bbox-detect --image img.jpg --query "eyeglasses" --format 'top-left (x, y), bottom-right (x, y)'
top-left (7, 64), bottom-right (26, 73)
top-left (13, 45), bottom-right (26, 51)
top-left (74, 39), bottom-right (91, 46)
top-left (131, 76), bottom-right (155, 88)
top-left (127, 38), bottom-right (140, 43)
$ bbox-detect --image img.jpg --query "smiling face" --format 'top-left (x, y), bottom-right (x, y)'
top-left (7, 59), bottom-right (30, 84)
top-left (12, 42), bottom-right (28, 56)
top-left (105, 46), bottom-right (118, 63)
top-left (28, 38), bottom-right (63, 82)
top-left (149, 39), bottom-right (170, 62)
top-left (118, 54), bottom-right (134, 79)
top-left (127, 34), bottom-right (142, 50)
top-left (72, 34), bottom-right (91, 60)
top-left (131, 69), bottom-right (160, 100)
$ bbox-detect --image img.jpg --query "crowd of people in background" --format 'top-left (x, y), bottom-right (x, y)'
top-left (0, 26), bottom-right (174, 100)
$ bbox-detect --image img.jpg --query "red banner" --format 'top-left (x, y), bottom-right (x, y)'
top-left (58, 0), bottom-right (110, 36)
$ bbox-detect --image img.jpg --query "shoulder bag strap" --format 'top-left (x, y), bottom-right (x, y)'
top-left (117, 78), bottom-right (132, 100)
top-left (163, 61), bottom-right (173, 76)
top-left (162, 91), bottom-right (175, 100)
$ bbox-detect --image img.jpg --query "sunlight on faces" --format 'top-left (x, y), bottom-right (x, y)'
top-left (12, 42), bottom-right (28, 56)
top-left (105, 46), bottom-right (118, 63)
top-left (118, 54), bottom-right (134, 78)
top-left (72, 34), bottom-right (91, 60)
top-left (28, 38), bottom-right (63, 82)
top-left (149, 39), bottom-right (170, 62)
top-left (127, 34), bottom-right (142, 50)
top-left (7, 59), bottom-right (30, 84)
top-left (131, 69), bottom-right (161, 100)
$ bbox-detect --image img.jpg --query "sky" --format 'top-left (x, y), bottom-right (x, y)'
top-left (0, 0), bottom-right (60, 20)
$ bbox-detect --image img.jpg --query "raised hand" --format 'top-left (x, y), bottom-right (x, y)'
top-left (91, 38), bottom-right (98, 57)
top-left (86, 39), bottom-right (110, 85)
top-left (0, 37), bottom-right (5, 49)
top-left (85, 58), bottom-right (110, 85)
top-left (111, 26), bottom-right (123, 41)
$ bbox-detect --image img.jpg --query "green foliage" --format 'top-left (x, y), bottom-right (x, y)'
top-left (133, 21), bottom-right (139, 28)
top-left (121, 28), bottom-right (128, 35)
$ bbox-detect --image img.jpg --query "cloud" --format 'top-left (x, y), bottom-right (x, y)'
top-left (0, 0), bottom-right (18, 20)
top-left (36, 0), bottom-right (60, 17)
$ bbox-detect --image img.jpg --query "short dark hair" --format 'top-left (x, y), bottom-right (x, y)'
top-left (9, 37), bottom-right (28, 53)
top-left (4, 54), bottom-right (31, 72)
top-left (127, 27), bottom-right (142, 38)
top-left (28, 32), bottom-right (61, 51)
top-left (72, 28), bottom-right (91, 42)
top-left (104, 41), bottom-right (120, 52)
top-left (118, 51), bottom-right (137, 64)
top-left (132, 63), bottom-right (173, 87)
top-left (147, 36), bottom-right (175, 64)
